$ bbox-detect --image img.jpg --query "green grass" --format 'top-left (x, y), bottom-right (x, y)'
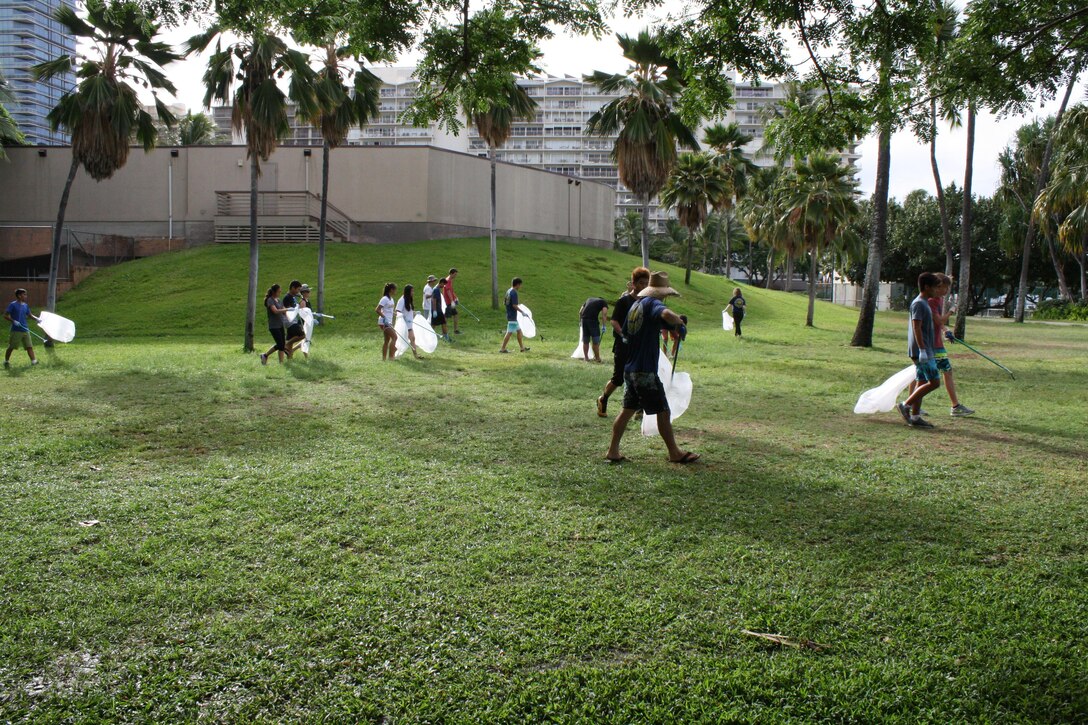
top-left (2, 238), bottom-right (1087, 722)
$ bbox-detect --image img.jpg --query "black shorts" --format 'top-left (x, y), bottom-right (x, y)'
top-left (610, 341), bottom-right (628, 387)
top-left (622, 371), bottom-right (670, 416)
top-left (581, 319), bottom-right (602, 343)
top-left (268, 327), bottom-right (287, 351)
top-left (445, 305), bottom-right (459, 318)
top-left (431, 309), bottom-right (446, 325)
top-left (286, 323), bottom-right (304, 339)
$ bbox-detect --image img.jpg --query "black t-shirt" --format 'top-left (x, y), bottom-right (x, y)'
top-left (610, 293), bottom-right (637, 340)
top-left (581, 297), bottom-right (608, 322)
top-left (284, 292), bottom-right (298, 308)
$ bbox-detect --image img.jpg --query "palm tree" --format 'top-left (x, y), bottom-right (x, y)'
top-left (919, 0), bottom-right (960, 277)
top-left (301, 45), bottom-right (380, 315)
top-left (0, 69), bottom-right (25, 158)
top-left (739, 165), bottom-right (786, 289)
top-left (33, 0), bottom-right (179, 313)
top-left (176, 111), bottom-right (219, 145)
top-left (187, 25), bottom-right (319, 352)
top-left (703, 122), bottom-right (756, 276)
top-left (614, 210), bottom-right (642, 252)
top-left (1034, 105), bottom-right (1088, 299)
top-left (660, 152), bottom-right (730, 284)
top-left (585, 30), bottom-right (700, 268)
top-left (474, 80), bottom-right (537, 308)
top-left (781, 153), bottom-right (860, 326)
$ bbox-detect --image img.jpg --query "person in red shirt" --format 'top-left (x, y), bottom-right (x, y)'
top-left (443, 267), bottom-right (461, 334)
top-left (929, 273), bottom-right (974, 417)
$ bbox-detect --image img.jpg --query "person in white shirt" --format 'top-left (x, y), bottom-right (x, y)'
top-left (422, 274), bottom-right (436, 319)
top-left (375, 282), bottom-right (397, 361)
top-left (395, 285), bottom-right (421, 359)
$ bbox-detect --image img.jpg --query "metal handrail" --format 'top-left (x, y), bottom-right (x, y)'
top-left (214, 191), bottom-right (352, 240)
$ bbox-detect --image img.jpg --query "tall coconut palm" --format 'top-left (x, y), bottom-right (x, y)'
top-left (585, 30), bottom-right (700, 268)
top-left (782, 153), bottom-right (860, 326)
top-left (187, 25), bottom-right (319, 352)
top-left (32, 0), bottom-right (179, 314)
top-left (302, 46), bottom-right (380, 315)
top-left (474, 80), bottom-right (537, 308)
top-left (660, 152), bottom-right (729, 284)
top-left (703, 122), bottom-right (756, 276)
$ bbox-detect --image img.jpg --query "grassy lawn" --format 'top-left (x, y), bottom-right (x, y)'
top-left (2, 239), bottom-right (1086, 722)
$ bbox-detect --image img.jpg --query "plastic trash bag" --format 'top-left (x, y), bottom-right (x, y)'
top-left (854, 365), bottom-right (916, 414)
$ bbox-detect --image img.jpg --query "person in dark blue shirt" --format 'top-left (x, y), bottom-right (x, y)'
top-left (605, 272), bottom-right (698, 464)
top-left (500, 277), bottom-right (529, 353)
top-left (4, 288), bottom-right (40, 367)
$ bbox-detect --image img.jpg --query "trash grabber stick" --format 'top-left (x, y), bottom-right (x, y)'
top-left (949, 335), bottom-right (1015, 379)
top-left (18, 321), bottom-right (48, 344)
top-left (670, 340), bottom-right (682, 384)
top-left (456, 302), bottom-right (481, 322)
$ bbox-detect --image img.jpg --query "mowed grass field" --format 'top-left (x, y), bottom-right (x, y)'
top-left (2, 238), bottom-right (1087, 722)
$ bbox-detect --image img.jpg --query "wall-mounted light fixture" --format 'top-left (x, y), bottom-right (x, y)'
top-left (567, 178), bottom-right (574, 185)
top-left (237, 159), bottom-right (244, 167)
top-left (37, 149), bottom-right (47, 157)
top-left (170, 148), bottom-right (179, 158)
top-left (575, 181), bottom-right (581, 186)
top-left (303, 148), bottom-right (312, 157)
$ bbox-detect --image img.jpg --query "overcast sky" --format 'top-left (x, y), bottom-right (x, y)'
top-left (155, 3), bottom-right (1086, 202)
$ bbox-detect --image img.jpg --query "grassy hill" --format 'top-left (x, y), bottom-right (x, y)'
top-left (4, 238), bottom-right (1087, 720)
top-left (57, 237), bottom-right (864, 342)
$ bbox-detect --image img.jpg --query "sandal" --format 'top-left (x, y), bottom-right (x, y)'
top-left (669, 451), bottom-right (700, 464)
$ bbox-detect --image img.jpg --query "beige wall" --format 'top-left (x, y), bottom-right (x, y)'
top-left (0, 146), bottom-right (614, 247)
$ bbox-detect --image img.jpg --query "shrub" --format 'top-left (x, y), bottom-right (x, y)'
top-left (1033, 298), bottom-right (1088, 321)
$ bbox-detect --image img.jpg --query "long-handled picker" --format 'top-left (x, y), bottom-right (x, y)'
top-left (946, 333), bottom-right (1015, 379)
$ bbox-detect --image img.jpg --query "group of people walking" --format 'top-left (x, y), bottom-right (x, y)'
top-left (375, 268), bottom-right (463, 361)
top-left (262, 280), bottom-right (314, 364)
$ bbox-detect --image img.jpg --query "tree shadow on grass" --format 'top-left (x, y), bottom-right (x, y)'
top-left (283, 357), bottom-right (344, 381)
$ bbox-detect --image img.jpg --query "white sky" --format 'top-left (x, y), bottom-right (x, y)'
top-left (155, 2), bottom-right (1086, 202)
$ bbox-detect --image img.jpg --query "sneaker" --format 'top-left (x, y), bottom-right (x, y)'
top-left (951, 404), bottom-right (975, 417)
top-left (455, 330), bottom-right (462, 334)
top-left (260, 353), bottom-right (268, 365)
top-left (909, 416), bottom-right (934, 428)
top-left (596, 396), bottom-right (607, 418)
top-left (896, 402), bottom-right (911, 425)
top-left (499, 349), bottom-right (509, 354)
top-left (30, 359), bottom-right (39, 366)
top-left (520, 347), bottom-right (530, 352)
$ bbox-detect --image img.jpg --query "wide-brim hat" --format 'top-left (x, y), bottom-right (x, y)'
top-left (427, 274), bottom-right (438, 282)
top-left (638, 271), bottom-right (680, 299)
top-left (299, 283), bottom-right (311, 292)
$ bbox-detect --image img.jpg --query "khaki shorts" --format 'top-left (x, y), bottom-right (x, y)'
top-left (8, 331), bottom-right (31, 350)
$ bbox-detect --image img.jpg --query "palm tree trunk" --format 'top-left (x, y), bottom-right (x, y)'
top-left (930, 99), bottom-right (954, 277)
top-left (489, 146), bottom-right (499, 309)
top-left (766, 250), bottom-right (774, 289)
top-left (724, 211), bottom-right (732, 279)
top-left (317, 140), bottom-right (330, 315)
top-left (684, 227), bottom-right (694, 284)
top-left (640, 197), bottom-right (650, 268)
top-left (47, 154), bottom-right (80, 314)
top-left (1045, 235), bottom-right (1073, 300)
top-left (1015, 64), bottom-right (1079, 322)
top-left (785, 251), bottom-right (794, 293)
top-left (851, 120), bottom-right (892, 347)
top-left (245, 158), bottom-right (259, 352)
top-left (1078, 252), bottom-right (1086, 300)
top-left (954, 103), bottom-right (975, 340)
top-left (806, 242), bottom-right (818, 326)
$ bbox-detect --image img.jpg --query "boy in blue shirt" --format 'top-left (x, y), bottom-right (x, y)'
top-left (897, 272), bottom-right (942, 428)
top-left (4, 288), bottom-right (40, 367)
top-left (499, 277), bottom-right (529, 353)
top-left (605, 271), bottom-right (698, 464)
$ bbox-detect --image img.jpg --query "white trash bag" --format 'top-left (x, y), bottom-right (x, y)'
top-left (517, 306), bottom-right (536, 339)
top-left (642, 350), bottom-right (693, 437)
top-left (37, 311), bottom-right (76, 343)
top-left (854, 365), bottom-right (916, 414)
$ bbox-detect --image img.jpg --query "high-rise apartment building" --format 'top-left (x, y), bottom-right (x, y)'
top-left (213, 67), bottom-right (860, 227)
top-left (0, 0), bottom-right (76, 145)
